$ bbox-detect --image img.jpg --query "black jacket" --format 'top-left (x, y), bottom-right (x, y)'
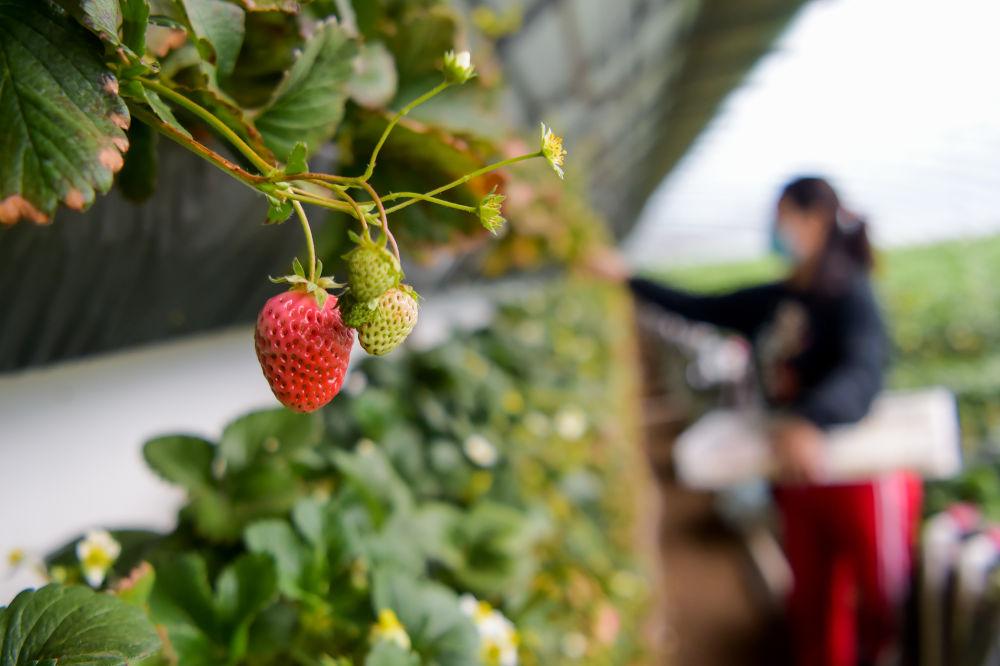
top-left (628, 275), bottom-right (888, 428)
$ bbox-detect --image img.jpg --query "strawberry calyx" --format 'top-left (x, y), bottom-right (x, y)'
top-left (344, 230), bottom-right (402, 272)
top-left (269, 257), bottom-right (343, 308)
top-left (398, 283), bottom-right (420, 302)
top-left (342, 230), bottom-right (404, 302)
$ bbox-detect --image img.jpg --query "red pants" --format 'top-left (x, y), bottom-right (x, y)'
top-left (775, 473), bottom-right (923, 666)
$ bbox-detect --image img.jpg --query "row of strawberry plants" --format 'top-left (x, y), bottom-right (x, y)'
top-left (2, 280), bottom-right (648, 666)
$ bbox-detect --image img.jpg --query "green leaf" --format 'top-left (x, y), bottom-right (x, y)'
top-left (180, 0), bottom-right (246, 79)
top-left (219, 408), bottom-right (322, 470)
top-left (143, 435), bottom-right (215, 491)
top-left (0, 583), bottom-right (160, 665)
top-left (136, 86), bottom-right (192, 139)
top-left (186, 490), bottom-right (240, 542)
top-left (114, 561), bottom-right (157, 608)
top-left (117, 117), bottom-right (158, 202)
top-left (255, 18), bottom-right (358, 161)
top-left (371, 573), bottom-right (479, 666)
top-left (214, 554), bottom-right (278, 635)
top-left (411, 503), bottom-right (463, 569)
top-left (150, 554), bottom-right (218, 636)
top-left (291, 496), bottom-right (326, 547)
top-left (285, 141), bottom-right (308, 175)
top-left (348, 41), bottom-right (397, 109)
top-left (244, 520), bottom-right (311, 598)
top-left (365, 641), bottom-right (420, 666)
top-left (451, 502), bottom-right (541, 597)
top-left (150, 553), bottom-right (276, 664)
top-left (380, 5), bottom-right (458, 88)
top-left (331, 446), bottom-right (414, 522)
top-left (0, 0), bottom-right (130, 224)
top-left (121, 0), bottom-right (149, 54)
top-left (54, 0), bottom-right (122, 46)
top-left (222, 10), bottom-right (301, 109)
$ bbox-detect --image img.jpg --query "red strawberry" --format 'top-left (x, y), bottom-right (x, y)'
top-left (255, 291), bottom-right (354, 413)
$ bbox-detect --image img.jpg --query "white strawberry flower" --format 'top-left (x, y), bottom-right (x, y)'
top-left (370, 609), bottom-right (412, 650)
top-left (554, 407), bottom-right (587, 441)
top-left (477, 189), bottom-right (506, 234)
top-left (539, 123), bottom-right (567, 179)
top-left (459, 594), bottom-right (519, 666)
top-left (7, 548), bottom-right (25, 568)
top-left (463, 434), bottom-right (499, 468)
top-left (75, 530), bottom-right (120, 587)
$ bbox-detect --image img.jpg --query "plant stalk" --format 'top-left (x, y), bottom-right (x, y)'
top-left (138, 79), bottom-right (275, 175)
top-left (383, 152), bottom-right (541, 214)
top-left (292, 200), bottom-right (316, 283)
top-left (361, 81), bottom-right (450, 181)
top-left (382, 192), bottom-right (476, 212)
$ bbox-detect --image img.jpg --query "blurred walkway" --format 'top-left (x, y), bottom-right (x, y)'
top-left (638, 328), bottom-right (789, 666)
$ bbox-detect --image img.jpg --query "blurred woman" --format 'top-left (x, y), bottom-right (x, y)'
top-left (590, 176), bottom-right (921, 666)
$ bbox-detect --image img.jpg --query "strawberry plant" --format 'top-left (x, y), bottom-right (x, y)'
top-left (19, 281), bottom-right (648, 665)
top-left (0, 0), bottom-right (568, 410)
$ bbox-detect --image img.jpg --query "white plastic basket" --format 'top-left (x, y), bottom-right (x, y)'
top-left (674, 387), bottom-right (963, 489)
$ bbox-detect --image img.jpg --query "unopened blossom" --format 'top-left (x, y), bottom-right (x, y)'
top-left (443, 50), bottom-right (476, 84)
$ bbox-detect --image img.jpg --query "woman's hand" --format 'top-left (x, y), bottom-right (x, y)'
top-left (581, 245), bottom-right (630, 282)
top-left (769, 416), bottom-right (825, 484)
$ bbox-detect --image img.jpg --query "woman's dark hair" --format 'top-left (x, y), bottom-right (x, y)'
top-left (779, 176), bottom-right (873, 293)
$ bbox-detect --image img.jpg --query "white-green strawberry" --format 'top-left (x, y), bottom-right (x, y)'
top-left (357, 286), bottom-right (419, 356)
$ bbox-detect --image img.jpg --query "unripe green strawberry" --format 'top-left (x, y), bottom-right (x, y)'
top-left (344, 236), bottom-right (401, 302)
top-left (357, 286), bottom-right (419, 356)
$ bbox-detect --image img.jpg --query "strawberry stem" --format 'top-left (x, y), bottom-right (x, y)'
top-left (382, 152), bottom-right (542, 214)
top-left (292, 200), bottom-right (317, 283)
top-left (361, 81), bottom-right (451, 182)
top-left (138, 78), bottom-right (275, 175)
top-left (357, 181), bottom-right (399, 261)
top-left (129, 107), bottom-right (265, 187)
top-left (319, 183), bottom-right (371, 239)
top-left (380, 192), bottom-right (476, 213)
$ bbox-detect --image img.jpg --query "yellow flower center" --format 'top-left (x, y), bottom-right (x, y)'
top-left (7, 548), bottom-right (25, 567)
top-left (482, 642), bottom-right (503, 665)
top-left (372, 609), bottom-right (411, 649)
top-left (543, 133), bottom-right (566, 168)
top-left (81, 547), bottom-right (114, 572)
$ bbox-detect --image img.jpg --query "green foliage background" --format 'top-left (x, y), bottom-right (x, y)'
top-left (29, 281), bottom-right (649, 666)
